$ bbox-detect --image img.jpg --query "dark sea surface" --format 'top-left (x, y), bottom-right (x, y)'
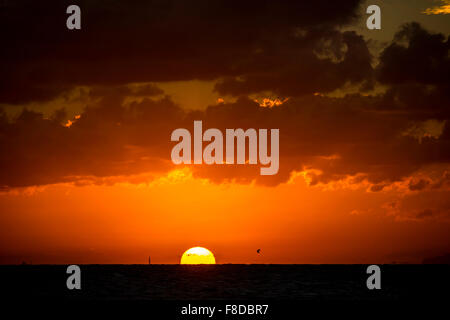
top-left (1, 264), bottom-right (448, 302)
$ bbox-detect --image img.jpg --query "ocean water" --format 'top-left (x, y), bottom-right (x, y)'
top-left (1, 264), bottom-right (447, 301)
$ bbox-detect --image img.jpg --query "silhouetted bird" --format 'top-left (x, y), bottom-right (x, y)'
top-left (257, 249), bottom-right (261, 254)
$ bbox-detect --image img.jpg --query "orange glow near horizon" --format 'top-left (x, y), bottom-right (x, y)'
top-left (0, 169), bottom-right (449, 265)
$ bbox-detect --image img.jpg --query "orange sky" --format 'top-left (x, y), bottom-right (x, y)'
top-left (1, 168), bottom-right (448, 264)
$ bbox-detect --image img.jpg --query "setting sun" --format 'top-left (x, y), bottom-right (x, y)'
top-left (180, 247), bottom-right (216, 264)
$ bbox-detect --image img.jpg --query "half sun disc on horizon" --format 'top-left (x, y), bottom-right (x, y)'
top-left (180, 247), bottom-right (216, 264)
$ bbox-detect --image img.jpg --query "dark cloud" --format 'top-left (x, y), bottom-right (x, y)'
top-left (0, 0), bottom-right (363, 104)
top-left (377, 22), bottom-right (450, 86)
top-left (0, 0), bottom-right (448, 196)
top-left (375, 23), bottom-right (450, 121)
top-left (1, 91), bottom-right (449, 189)
top-left (214, 30), bottom-right (373, 97)
top-left (0, 96), bottom-right (180, 188)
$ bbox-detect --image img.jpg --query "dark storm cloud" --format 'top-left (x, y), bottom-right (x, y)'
top-left (377, 22), bottom-right (450, 86)
top-left (375, 23), bottom-right (450, 121)
top-left (0, 0), bottom-right (449, 195)
top-left (0, 0), bottom-right (363, 104)
top-left (0, 96), bottom-right (181, 188)
top-left (214, 30), bottom-right (373, 97)
top-left (1, 91), bottom-right (449, 189)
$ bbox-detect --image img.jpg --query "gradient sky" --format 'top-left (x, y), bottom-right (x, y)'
top-left (0, 0), bottom-right (449, 264)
